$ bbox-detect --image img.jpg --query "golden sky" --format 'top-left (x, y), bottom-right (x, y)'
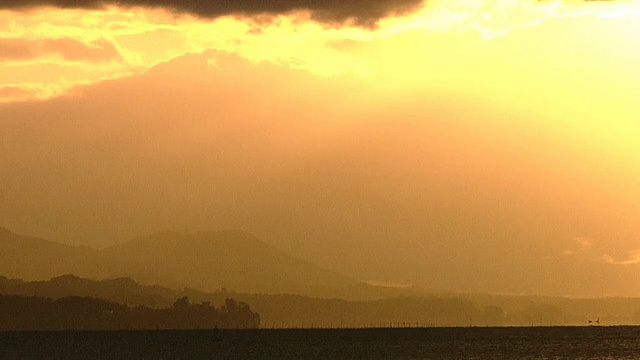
top-left (1, 0), bottom-right (640, 296)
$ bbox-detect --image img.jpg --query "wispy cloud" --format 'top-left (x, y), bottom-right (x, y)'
top-left (366, 280), bottom-right (415, 289)
top-left (561, 236), bottom-right (593, 256)
top-left (0, 38), bottom-right (120, 63)
top-left (0, 85), bottom-right (35, 102)
top-left (603, 250), bottom-right (640, 265)
top-left (0, 83), bottom-right (71, 103)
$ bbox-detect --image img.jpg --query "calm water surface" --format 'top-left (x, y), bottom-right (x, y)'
top-left (1, 326), bottom-right (639, 359)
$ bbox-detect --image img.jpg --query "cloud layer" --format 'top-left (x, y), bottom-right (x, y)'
top-left (0, 0), bottom-right (426, 25)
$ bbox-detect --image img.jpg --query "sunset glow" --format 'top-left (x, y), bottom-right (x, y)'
top-left (3, 0), bottom-right (640, 102)
top-left (1, 0), bottom-right (640, 297)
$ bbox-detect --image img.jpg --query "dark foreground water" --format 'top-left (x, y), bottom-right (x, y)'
top-left (1, 326), bottom-right (639, 359)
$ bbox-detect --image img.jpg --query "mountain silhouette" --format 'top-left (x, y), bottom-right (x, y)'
top-left (0, 274), bottom-right (190, 308)
top-left (0, 226), bottom-right (113, 280)
top-left (0, 227), bottom-right (364, 297)
top-left (99, 230), bottom-right (356, 296)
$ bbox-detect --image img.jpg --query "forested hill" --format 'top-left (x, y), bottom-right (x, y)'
top-left (0, 293), bottom-right (259, 331)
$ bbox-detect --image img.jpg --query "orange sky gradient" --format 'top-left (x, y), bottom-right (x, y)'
top-left (1, 0), bottom-right (640, 297)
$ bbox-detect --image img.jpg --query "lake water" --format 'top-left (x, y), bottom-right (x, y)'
top-left (1, 326), bottom-right (639, 359)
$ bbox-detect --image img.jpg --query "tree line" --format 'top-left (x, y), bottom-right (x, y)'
top-left (0, 294), bottom-right (259, 331)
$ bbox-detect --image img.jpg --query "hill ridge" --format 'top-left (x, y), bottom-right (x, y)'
top-left (99, 229), bottom-right (356, 295)
top-left (0, 226), bottom-right (357, 297)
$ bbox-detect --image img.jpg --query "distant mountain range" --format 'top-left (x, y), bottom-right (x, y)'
top-left (3, 273), bottom-right (640, 327)
top-left (0, 227), bottom-right (412, 299)
top-left (100, 230), bottom-right (356, 295)
top-left (0, 274), bottom-right (176, 308)
top-left (0, 227), bottom-right (113, 280)
top-left (7, 226), bottom-right (638, 327)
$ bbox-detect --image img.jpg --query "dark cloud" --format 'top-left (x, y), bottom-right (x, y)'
top-left (0, 0), bottom-right (426, 26)
top-left (0, 38), bottom-right (120, 63)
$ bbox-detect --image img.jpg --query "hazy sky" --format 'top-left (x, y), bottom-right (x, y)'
top-left (1, 0), bottom-right (640, 296)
